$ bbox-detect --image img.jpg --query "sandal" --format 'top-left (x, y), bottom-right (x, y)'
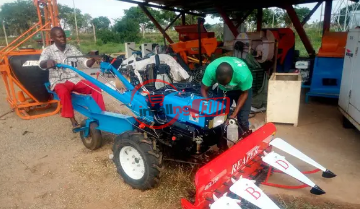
top-left (72, 123), bottom-right (81, 133)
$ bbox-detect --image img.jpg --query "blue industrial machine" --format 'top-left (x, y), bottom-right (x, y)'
top-left (45, 55), bottom-right (235, 190)
top-left (305, 32), bottom-right (348, 103)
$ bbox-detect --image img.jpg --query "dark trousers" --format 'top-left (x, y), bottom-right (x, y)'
top-left (218, 88), bottom-right (252, 129)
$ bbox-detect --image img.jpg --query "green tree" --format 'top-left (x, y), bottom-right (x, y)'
top-left (244, 9), bottom-right (283, 28)
top-left (82, 13), bottom-right (92, 32)
top-left (113, 17), bottom-right (141, 42)
top-left (91, 16), bottom-right (111, 30)
top-left (279, 6), bottom-right (311, 26)
top-left (123, 6), bottom-right (163, 36)
top-left (97, 30), bottom-right (119, 44)
top-left (58, 4), bottom-right (87, 31)
top-left (66, 8), bottom-right (85, 30)
top-left (58, 4), bottom-right (73, 29)
top-left (0, 0), bottom-right (38, 35)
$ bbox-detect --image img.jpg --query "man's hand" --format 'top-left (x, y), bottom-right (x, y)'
top-left (41, 60), bottom-right (56, 69)
top-left (86, 58), bottom-right (96, 68)
top-left (226, 115), bottom-right (237, 125)
top-left (231, 90), bottom-right (249, 118)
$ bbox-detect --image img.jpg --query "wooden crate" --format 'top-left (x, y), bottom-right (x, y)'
top-left (266, 73), bottom-right (302, 127)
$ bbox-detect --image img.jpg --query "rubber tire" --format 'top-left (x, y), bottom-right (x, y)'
top-left (113, 132), bottom-right (163, 190)
top-left (343, 116), bottom-right (355, 129)
top-left (80, 120), bottom-right (103, 150)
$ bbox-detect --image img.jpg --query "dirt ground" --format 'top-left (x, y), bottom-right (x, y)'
top-left (0, 84), bottom-right (360, 209)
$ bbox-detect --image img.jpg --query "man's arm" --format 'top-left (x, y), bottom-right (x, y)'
top-left (201, 83), bottom-right (210, 98)
top-left (229, 90), bottom-right (248, 119)
top-left (39, 48), bottom-right (56, 69)
top-left (230, 64), bottom-right (252, 118)
top-left (40, 60), bottom-right (57, 69)
top-left (71, 46), bottom-right (95, 68)
top-left (201, 64), bottom-right (215, 98)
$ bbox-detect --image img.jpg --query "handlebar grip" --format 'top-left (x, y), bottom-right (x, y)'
top-left (66, 55), bottom-right (102, 59)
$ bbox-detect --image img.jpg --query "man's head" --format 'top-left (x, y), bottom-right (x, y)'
top-left (216, 62), bottom-right (233, 86)
top-left (50, 27), bottom-right (66, 48)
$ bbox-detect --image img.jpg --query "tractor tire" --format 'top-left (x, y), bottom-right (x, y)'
top-left (343, 116), bottom-right (355, 129)
top-left (80, 120), bottom-right (103, 150)
top-left (113, 132), bottom-right (163, 190)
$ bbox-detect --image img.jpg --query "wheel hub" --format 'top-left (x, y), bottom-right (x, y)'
top-left (119, 146), bottom-right (145, 180)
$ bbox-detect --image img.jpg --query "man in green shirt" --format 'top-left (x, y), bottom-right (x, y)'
top-left (201, 56), bottom-right (253, 132)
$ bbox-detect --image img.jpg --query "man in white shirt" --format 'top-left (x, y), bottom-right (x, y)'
top-left (39, 27), bottom-right (105, 130)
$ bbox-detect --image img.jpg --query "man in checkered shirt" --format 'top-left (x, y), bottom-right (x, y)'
top-left (39, 27), bottom-right (105, 130)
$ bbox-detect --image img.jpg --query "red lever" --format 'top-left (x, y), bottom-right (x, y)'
top-left (139, 123), bottom-right (146, 129)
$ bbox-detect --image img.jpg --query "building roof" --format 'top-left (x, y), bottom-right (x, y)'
top-left (123, 0), bottom-right (357, 14)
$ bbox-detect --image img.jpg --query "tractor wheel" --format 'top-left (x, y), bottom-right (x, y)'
top-left (80, 120), bottom-right (103, 150)
top-left (113, 132), bottom-right (163, 190)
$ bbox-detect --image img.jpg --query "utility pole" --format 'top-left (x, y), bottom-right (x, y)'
top-left (344, 0), bottom-right (349, 31)
top-left (319, 2), bottom-right (323, 34)
top-left (92, 23), bottom-right (96, 43)
top-left (2, 20), bottom-right (8, 46)
top-left (272, 12), bottom-right (275, 27)
top-left (72, 0), bottom-right (80, 45)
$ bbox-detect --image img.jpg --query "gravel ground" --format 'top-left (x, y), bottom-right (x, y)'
top-left (1, 76), bottom-right (360, 209)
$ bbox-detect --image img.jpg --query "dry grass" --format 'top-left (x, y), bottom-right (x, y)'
top-left (274, 195), bottom-right (360, 209)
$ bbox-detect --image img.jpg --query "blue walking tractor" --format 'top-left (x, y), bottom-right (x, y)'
top-left (46, 55), bottom-right (337, 209)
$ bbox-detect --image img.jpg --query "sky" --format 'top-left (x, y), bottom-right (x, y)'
top-left (0, 0), bottom-right (336, 25)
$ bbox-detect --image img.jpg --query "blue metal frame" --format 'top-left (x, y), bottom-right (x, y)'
top-left (44, 62), bottom-right (155, 136)
top-left (46, 62), bottom-right (227, 135)
top-left (305, 57), bottom-right (344, 103)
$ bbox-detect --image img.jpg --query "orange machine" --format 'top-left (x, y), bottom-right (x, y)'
top-left (170, 24), bottom-right (219, 69)
top-left (0, 0), bottom-right (61, 119)
top-left (317, 32), bottom-right (348, 58)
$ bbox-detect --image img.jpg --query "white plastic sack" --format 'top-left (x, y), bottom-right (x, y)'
top-left (120, 54), bottom-right (190, 82)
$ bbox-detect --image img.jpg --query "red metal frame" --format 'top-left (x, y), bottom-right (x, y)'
top-left (181, 123), bottom-right (276, 209)
top-left (235, 10), bottom-right (253, 28)
top-left (301, 1), bottom-right (322, 26)
top-left (216, 6), bottom-right (239, 37)
top-left (285, 5), bottom-right (315, 56)
top-left (165, 13), bottom-right (182, 31)
top-left (139, 4), bottom-right (174, 44)
top-left (180, 122), bottom-right (326, 209)
top-left (261, 167), bottom-right (321, 189)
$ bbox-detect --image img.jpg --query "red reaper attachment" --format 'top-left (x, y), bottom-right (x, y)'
top-left (181, 123), bottom-right (336, 209)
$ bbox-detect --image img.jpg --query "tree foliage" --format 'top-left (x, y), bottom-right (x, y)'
top-left (58, 4), bottom-right (91, 31)
top-left (125, 7), bottom-right (160, 30)
top-left (0, 0), bottom-right (37, 35)
top-left (92, 16), bottom-right (111, 30)
top-left (113, 17), bottom-right (141, 42)
top-left (280, 6), bottom-right (311, 26)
